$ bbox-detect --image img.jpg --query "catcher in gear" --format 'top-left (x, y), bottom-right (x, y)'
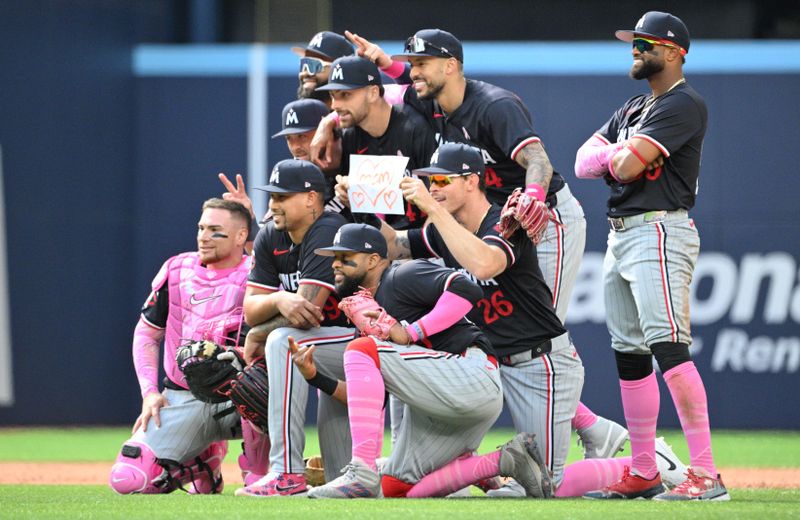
top-left (109, 199), bottom-right (270, 495)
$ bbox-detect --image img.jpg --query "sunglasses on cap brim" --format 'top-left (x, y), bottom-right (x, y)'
top-left (299, 57), bottom-right (331, 75)
top-left (404, 36), bottom-right (455, 59)
top-left (632, 37), bottom-right (687, 56)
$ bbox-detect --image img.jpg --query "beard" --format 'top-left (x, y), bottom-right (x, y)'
top-left (297, 81), bottom-right (332, 103)
top-left (417, 79), bottom-right (445, 101)
top-left (630, 57), bottom-right (664, 80)
top-left (335, 271), bottom-right (367, 299)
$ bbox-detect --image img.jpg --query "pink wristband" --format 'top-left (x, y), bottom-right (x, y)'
top-left (524, 183), bottom-right (546, 202)
top-left (381, 60), bottom-right (406, 79)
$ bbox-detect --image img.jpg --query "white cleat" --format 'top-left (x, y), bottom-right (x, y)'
top-left (655, 436), bottom-right (689, 489)
top-left (485, 478), bottom-right (526, 498)
top-left (577, 417), bottom-right (629, 459)
top-left (307, 459), bottom-right (380, 499)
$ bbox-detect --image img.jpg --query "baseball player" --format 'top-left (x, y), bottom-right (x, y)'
top-left (235, 159), bottom-right (357, 497)
top-left (381, 142), bottom-right (686, 497)
top-left (314, 55), bottom-right (437, 230)
top-left (305, 223), bottom-right (551, 499)
top-left (575, 12), bottom-right (728, 501)
top-left (109, 199), bottom-right (269, 494)
top-left (293, 31), bottom-right (355, 106)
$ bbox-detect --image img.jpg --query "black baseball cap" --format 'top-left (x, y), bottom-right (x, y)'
top-left (315, 223), bottom-right (388, 258)
top-left (316, 56), bottom-right (382, 91)
top-left (291, 31), bottom-right (354, 62)
top-left (413, 142), bottom-right (485, 176)
top-left (256, 159), bottom-right (327, 194)
top-left (271, 99), bottom-right (330, 138)
top-left (391, 29), bottom-right (464, 63)
top-left (616, 11), bottom-right (690, 54)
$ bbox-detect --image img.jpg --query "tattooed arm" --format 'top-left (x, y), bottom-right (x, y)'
top-left (243, 283), bottom-right (327, 362)
top-left (378, 221), bottom-right (412, 260)
top-left (515, 141), bottom-right (554, 193)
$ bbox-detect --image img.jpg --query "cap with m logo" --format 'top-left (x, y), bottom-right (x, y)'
top-left (316, 56), bottom-right (382, 92)
top-left (272, 99), bottom-right (330, 138)
top-left (256, 159), bottom-right (327, 194)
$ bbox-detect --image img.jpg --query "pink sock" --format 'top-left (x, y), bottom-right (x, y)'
top-left (620, 373), bottom-right (659, 479)
top-left (343, 350), bottom-right (385, 471)
top-left (572, 401), bottom-right (599, 431)
top-left (406, 451), bottom-right (501, 498)
top-left (663, 361), bottom-right (717, 475)
top-left (555, 456), bottom-right (630, 497)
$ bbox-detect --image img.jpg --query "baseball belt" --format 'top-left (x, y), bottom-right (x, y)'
top-left (499, 340), bottom-right (552, 367)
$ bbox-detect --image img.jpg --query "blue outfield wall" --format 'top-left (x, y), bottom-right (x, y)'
top-left (2, 40), bottom-right (799, 428)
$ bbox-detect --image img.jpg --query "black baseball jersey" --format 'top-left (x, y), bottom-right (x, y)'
top-left (405, 79), bottom-right (565, 206)
top-left (340, 104), bottom-right (437, 230)
top-left (373, 260), bottom-right (494, 356)
top-left (407, 205), bottom-right (565, 357)
top-left (596, 81), bottom-right (708, 217)
top-left (248, 211), bottom-right (349, 327)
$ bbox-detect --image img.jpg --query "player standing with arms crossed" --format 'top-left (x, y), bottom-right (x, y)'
top-left (574, 12), bottom-right (728, 501)
top-left (109, 199), bottom-right (269, 494)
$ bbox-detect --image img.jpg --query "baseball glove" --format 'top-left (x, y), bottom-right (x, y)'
top-left (498, 188), bottom-right (550, 244)
top-left (304, 455), bottom-right (326, 487)
top-left (177, 340), bottom-right (244, 403)
top-left (226, 361), bottom-right (269, 433)
top-left (338, 287), bottom-right (397, 339)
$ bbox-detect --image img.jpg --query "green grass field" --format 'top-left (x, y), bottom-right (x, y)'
top-left (1, 428), bottom-right (798, 519)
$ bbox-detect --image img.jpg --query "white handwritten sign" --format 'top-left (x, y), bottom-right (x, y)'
top-left (348, 154), bottom-right (408, 215)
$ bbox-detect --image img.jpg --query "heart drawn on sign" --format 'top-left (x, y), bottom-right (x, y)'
top-left (383, 190), bottom-right (398, 208)
top-left (351, 190), bottom-right (367, 208)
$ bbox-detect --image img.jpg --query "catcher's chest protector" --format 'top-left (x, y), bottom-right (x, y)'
top-left (163, 253), bottom-right (250, 386)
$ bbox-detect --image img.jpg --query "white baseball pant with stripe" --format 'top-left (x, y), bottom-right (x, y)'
top-left (604, 210), bottom-right (699, 353)
top-left (376, 344), bottom-right (503, 485)
top-left (128, 389), bottom-right (240, 462)
top-left (498, 181), bottom-right (586, 485)
top-left (265, 326), bottom-right (356, 482)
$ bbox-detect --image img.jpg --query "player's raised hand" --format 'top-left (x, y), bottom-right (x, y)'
top-left (276, 292), bottom-right (324, 329)
top-left (289, 336), bottom-right (318, 380)
top-left (345, 30), bottom-right (392, 69)
top-left (219, 173), bottom-right (255, 218)
top-left (334, 175), bottom-right (351, 207)
top-left (400, 177), bottom-right (437, 213)
top-left (133, 392), bottom-right (169, 433)
top-left (310, 115), bottom-right (342, 171)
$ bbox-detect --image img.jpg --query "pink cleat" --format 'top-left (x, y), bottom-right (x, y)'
top-left (234, 472), bottom-right (308, 497)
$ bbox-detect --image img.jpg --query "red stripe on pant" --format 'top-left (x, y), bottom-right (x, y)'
top-left (655, 223), bottom-right (678, 342)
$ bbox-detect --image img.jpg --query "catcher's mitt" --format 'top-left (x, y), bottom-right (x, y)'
top-left (226, 361), bottom-right (269, 433)
top-left (338, 287), bottom-right (397, 339)
top-left (177, 340), bottom-right (244, 403)
top-left (304, 455), bottom-right (326, 487)
top-left (498, 187), bottom-right (550, 244)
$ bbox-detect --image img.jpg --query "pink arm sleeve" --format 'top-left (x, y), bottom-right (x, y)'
top-left (133, 318), bottom-right (164, 398)
top-left (381, 60), bottom-right (406, 79)
top-left (405, 290), bottom-right (473, 342)
top-left (574, 135), bottom-right (625, 179)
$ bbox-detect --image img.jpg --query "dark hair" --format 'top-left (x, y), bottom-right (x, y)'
top-left (474, 172), bottom-right (486, 193)
top-left (202, 198), bottom-right (252, 230)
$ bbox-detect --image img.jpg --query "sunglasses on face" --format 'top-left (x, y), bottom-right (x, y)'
top-left (428, 173), bottom-right (470, 187)
top-left (405, 36), bottom-right (455, 59)
top-left (299, 57), bottom-right (330, 75)
top-left (632, 37), bottom-right (687, 55)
